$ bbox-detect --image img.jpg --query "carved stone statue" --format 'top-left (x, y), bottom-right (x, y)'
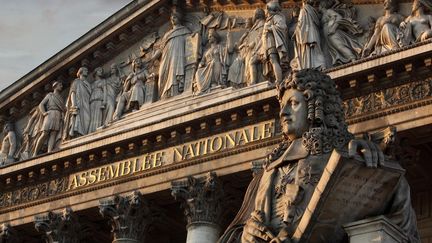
top-left (362, 0), bottom-right (404, 57)
top-left (0, 123), bottom-right (16, 165)
top-left (194, 29), bottom-right (227, 95)
top-left (63, 67), bottom-right (92, 140)
top-left (153, 10), bottom-right (191, 99)
top-left (113, 58), bottom-right (154, 121)
top-left (33, 82), bottom-right (66, 156)
top-left (227, 8), bottom-right (265, 86)
top-left (18, 107), bottom-right (43, 160)
top-left (399, 0), bottom-right (432, 46)
top-left (319, 1), bottom-right (363, 65)
top-left (219, 69), bottom-right (420, 243)
top-left (291, 0), bottom-right (326, 70)
top-left (103, 64), bottom-right (123, 126)
top-left (262, 1), bottom-right (288, 84)
top-left (89, 67), bottom-right (106, 133)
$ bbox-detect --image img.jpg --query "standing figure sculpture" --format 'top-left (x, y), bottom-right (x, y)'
top-left (19, 107), bottom-right (43, 160)
top-left (219, 69), bottom-right (420, 243)
top-left (261, 1), bottom-right (288, 84)
top-left (362, 0), bottom-right (404, 56)
top-left (63, 67), bottom-right (92, 140)
top-left (104, 64), bottom-right (123, 126)
top-left (0, 123), bottom-right (16, 165)
top-left (399, 0), bottom-right (432, 46)
top-left (152, 11), bottom-right (191, 99)
top-left (292, 0), bottom-right (326, 70)
top-left (194, 29), bottom-right (226, 95)
top-left (228, 8), bottom-right (266, 86)
top-left (319, 1), bottom-right (363, 65)
top-left (89, 67), bottom-right (107, 133)
top-left (34, 82), bottom-right (66, 156)
top-left (113, 58), bottom-right (153, 121)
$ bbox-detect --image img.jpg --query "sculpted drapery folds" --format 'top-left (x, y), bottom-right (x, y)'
top-left (89, 67), bottom-right (107, 133)
top-left (63, 67), bottom-right (92, 140)
top-left (399, 0), bottom-right (432, 46)
top-left (33, 82), bottom-right (66, 156)
top-left (291, 0), bottom-right (325, 71)
top-left (262, 1), bottom-right (288, 84)
top-left (104, 64), bottom-right (123, 126)
top-left (0, 123), bottom-right (17, 165)
top-left (319, 1), bottom-right (363, 65)
top-left (194, 29), bottom-right (227, 95)
top-left (154, 11), bottom-right (191, 99)
top-left (228, 8), bottom-right (265, 86)
top-left (219, 69), bottom-right (420, 243)
top-left (113, 58), bottom-right (154, 121)
top-left (362, 0), bottom-right (404, 57)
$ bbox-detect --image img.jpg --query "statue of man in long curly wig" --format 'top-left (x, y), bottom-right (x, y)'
top-left (219, 69), bottom-right (419, 243)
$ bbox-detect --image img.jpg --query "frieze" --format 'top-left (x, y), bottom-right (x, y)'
top-left (343, 77), bottom-right (432, 121)
top-left (0, 120), bottom-right (275, 209)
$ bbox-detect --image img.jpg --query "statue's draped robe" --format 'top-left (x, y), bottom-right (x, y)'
top-left (219, 139), bottom-right (420, 243)
top-left (262, 12), bottom-right (288, 75)
top-left (228, 19), bottom-right (265, 86)
top-left (89, 79), bottom-right (105, 133)
top-left (195, 44), bottom-right (226, 94)
top-left (371, 14), bottom-right (403, 55)
top-left (293, 4), bottom-right (325, 70)
top-left (104, 75), bottom-right (121, 125)
top-left (158, 25), bottom-right (191, 98)
top-left (321, 9), bottom-right (362, 65)
top-left (64, 78), bottom-right (91, 139)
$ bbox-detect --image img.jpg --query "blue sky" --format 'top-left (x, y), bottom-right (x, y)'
top-left (0, 0), bottom-right (131, 91)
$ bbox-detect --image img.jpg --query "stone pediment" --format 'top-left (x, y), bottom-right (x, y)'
top-left (1, 0), bottom-right (432, 191)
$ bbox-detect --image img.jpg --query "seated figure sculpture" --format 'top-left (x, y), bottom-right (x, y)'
top-left (219, 69), bottom-right (420, 243)
top-left (362, 0), bottom-right (404, 56)
top-left (399, 0), bottom-right (432, 46)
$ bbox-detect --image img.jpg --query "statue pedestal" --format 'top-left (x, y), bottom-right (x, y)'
top-left (343, 216), bottom-right (408, 243)
top-left (186, 222), bottom-right (220, 243)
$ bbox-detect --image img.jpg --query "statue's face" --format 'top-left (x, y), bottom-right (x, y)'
top-left (171, 15), bottom-right (180, 26)
top-left (384, 0), bottom-right (394, 10)
top-left (280, 89), bottom-right (308, 140)
top-left (54, 83), bottom-right (63, 92)
top-left (81, 67), bottom-right (88, 77)
top-left (96, 68), bottom-right (103, 76)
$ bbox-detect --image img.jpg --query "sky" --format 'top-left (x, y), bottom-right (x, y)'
top-left (0, 0), bottom-right (131, 91)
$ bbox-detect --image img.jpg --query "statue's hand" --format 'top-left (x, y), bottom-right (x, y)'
top-left (348, 139), bottom-right (385, 168)
top-left (242, 211), bottom-right (273, 243)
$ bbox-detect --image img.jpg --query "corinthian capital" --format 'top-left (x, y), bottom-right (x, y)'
top-left (171, 172), bottom-right (224, 226)
top-left (99, 191), bottom-right (153, 242)
top-left (34, 208), bottom-right (82, 243)
top-left (0, 223), bottom-right (22, 243)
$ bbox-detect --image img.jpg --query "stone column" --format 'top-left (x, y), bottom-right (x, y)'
top-left (99, 191), bottom-right (153, 243)
top-left (171, 172), bottom-right (224, 243)
top-left (343, 216), bottom-right (408, 243)
top-left (34, 207), bottom-right (83, 243)
top-left (0, 223), bottom-right (22, 243)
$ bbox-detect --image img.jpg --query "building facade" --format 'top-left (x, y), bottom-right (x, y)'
top-left (0, 0), bottom-right (432, 242)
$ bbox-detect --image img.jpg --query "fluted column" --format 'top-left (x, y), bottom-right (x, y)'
top-left (171, 172), bottom-right (224, 243)
top-left (34, 208), bottom-right (82, 243)
top-left (99, 191), bottom-right (153, 243)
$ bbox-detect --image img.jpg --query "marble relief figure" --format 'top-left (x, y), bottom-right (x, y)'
top-left (399, 0), bottom-right (432, 46)
top-left (113, 58), bottom-right (153, 121)
top-left (103, 64), bottom-right (124, 126)
top-left (0, 123), bottom-right (17, 165)
top-left (362, 0), bottom-right (404, 57)
top-left (33, 82), bottom-right (66, 156)
top-left (63, 67), bottom-right (92, 140)
top-left (219, 69), bottom-right (420, 243)
top-left (194, 29), bottom-right (227, 95)
top-left (262, 1), bottom-right (288, 84)
top-left (228, 8), bottom-right (266, 86)
top-left (319, 1), bottom-right (363, 65)
top-left (89, 67), bottom-right (107, 133)
top-left (291, 0), bottom-right (326, 70)
top-left (152, 11), bottom-right (191, 99)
